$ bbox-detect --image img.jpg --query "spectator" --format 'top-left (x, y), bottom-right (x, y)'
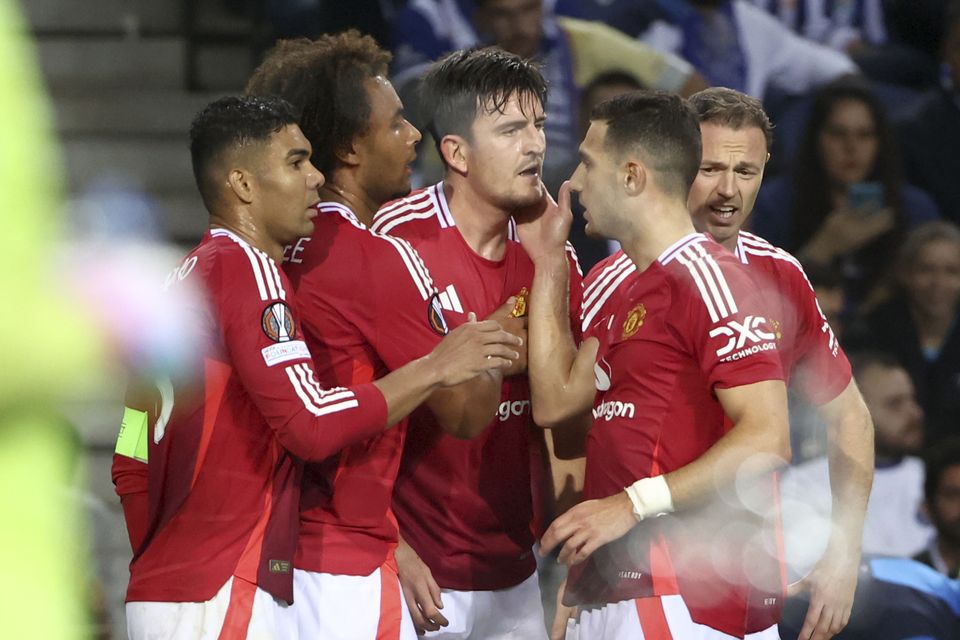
top-left (915, 439), bottom-right (960, 578)
top-left (750, 0), bottom-right (888, 53)
top-left (752, 77), bottom-right (939, 307)
top-left (898, 0), bottom-right (960, 221)
top-left (638, 0), bottom-right (856, 99)
top-left (781, 351), bottom-right (933, 566)
top-left (846, 221), bottom-right (960, 446)
top-left (390, 0), bottom-right (704, 190)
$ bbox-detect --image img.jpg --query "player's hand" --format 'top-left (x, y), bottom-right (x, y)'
top-left (514, 181), bottom-right (573, 264)
top-left (539, 491), bottom-right (636, 565)
top-left (550, 577), bottom-right (577, 640)
top-left (428, 312), bottom-right (522, 387)
top-left (395, 538), bottom-right (449, 634)
top-left (485, 296), bottom-right (528, 376)
top-left (787, 537), bottom-right (859, 640)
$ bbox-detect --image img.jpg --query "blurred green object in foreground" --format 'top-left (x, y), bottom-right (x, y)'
top-left (0, 0), bottom-right (104, 400)
top-left (0, 0), bottom-right (107, 637)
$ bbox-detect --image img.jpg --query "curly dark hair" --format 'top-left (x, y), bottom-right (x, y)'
top-left (245, 30), bottom-right (391, 177)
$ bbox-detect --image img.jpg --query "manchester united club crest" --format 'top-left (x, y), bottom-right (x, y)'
top-left (768, 318), bottom-right (782, 344)
top-left (622, 303), bottom-right (646, 339)
top-left (261, 302), bottom-right (296, 342)
top-left (511, 287), bottom-right (529, 318)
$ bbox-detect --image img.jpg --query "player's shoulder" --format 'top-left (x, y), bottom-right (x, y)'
top-left (204, 228), bottom-right (290, 303)
top-left (581, 250), bottom-right (636, 328)
top-left (737, 232), bottom-right (808, 281)
top-left (321, 202), bottom-right (439, 303)
top-left (584, 250), bottom-right (631, 287)
top-left (660, 233), bottom-right (741, 277)
top-left (660, 233), bottom-right (758, 311)
top-left (371, 183), bottom-right (444, 237)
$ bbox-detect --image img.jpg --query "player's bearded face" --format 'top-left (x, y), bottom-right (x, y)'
top-left (687, 123), bottom-right (768, 249)
top-left (465, 91), bottom-right (545, 210)
top-left (356, 76), bottom-right (422, 204)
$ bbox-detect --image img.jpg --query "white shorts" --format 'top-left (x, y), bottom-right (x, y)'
top-left (293, 561), bottom-right (416, 640)
top-left (126, 576), bottom-right (296, 640)
top-left (566, 595), bottom-right (780, 640)
top-left (422, 570), bottom-right (548, 640)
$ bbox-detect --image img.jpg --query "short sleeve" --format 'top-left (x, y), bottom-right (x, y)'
top-left (787, 265), bottom-right (852, 405)
top-left (672, 252), bottom-right (784, 390)
top-left (369, 234), bottom-right (446, 369)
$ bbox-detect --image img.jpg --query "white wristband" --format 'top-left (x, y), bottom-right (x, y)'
top-left (623, 476), bottom-right (674, 522)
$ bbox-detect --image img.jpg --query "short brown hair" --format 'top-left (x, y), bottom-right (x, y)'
top-left (245, 30), bottom-right (391, 176)
top-left (421, 47), bottom-right (547, 164)
top-left (688, 87), bottom-right (774, 150)
top-left (591, 90), bottom-right (702, 200)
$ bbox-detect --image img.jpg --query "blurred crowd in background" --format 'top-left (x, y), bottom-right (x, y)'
top-left (6, 0), bottom-right (960, 638)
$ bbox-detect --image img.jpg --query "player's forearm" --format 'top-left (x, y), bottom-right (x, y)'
top-left (375, 356), bottom-right (444, 427)
top-left (664, 380), bottom-right (790, 511)
top-left (824, 381), bottom-right (874, 550)
top-left (528, 253), bottom-right (588, 427)
top-left (427, 370), bottom-right (503, 439)
top-left (113, 453), bottom-right (150, 552)
top-left (276, 382), bottom-right (389, 461)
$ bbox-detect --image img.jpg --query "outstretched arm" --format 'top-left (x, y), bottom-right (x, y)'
top-left (425, 298), bottom-right (525, 439)
top-left (375, 315), bottom-right (521, 428)
top-left (789, 379), bottom-right (874, 640)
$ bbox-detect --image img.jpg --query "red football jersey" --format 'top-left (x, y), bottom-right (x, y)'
top-left (565, 234), bottom-right (786, 637)
top-left (283, 202), bottom-right (446, 576)
top-left (373, 183), bottom-right (584, 590)
top-left (580, 250), bottom-right (636, 341)
top-left (115, 229), bottom-right (387, 605)
top-left (733, 232), bottom-right (851, 403)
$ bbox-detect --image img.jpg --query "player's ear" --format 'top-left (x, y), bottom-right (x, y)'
top-left (227, 168), bottom-right (255, 204)
top-left (336, 141), bottom-right (361, 168)
top-left (439, 135), bottom-right (468, 174)
top-left (623, 159), bottom-right (646, 196)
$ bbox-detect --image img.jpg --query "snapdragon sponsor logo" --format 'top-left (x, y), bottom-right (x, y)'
top-left (709, 315), bottom-right (777, 362)
top-left (498, 399), bottom-right (531, 422)
top-left (593, 399), bottom-right (636, 422)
